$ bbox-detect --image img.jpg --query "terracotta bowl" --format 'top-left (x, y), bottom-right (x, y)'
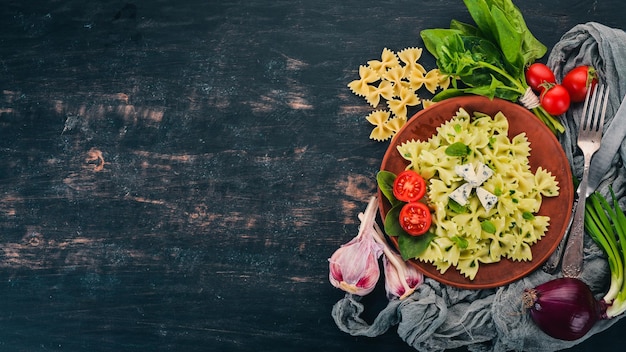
top-left (378, 95), bottom-right (574, 290)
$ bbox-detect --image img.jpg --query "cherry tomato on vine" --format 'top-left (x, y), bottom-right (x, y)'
top-left (392, 170), bottom-right (426, 203)
top-left (525, 63), bottom-right (556, 93)
top-left (540, 84), bottom-right (570, 116)
top-left (399, 202), bottom-right (432, 236)
top-left (562, 66), bottom-right (597, 102)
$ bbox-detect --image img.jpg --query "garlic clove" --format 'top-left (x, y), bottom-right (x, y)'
top-left (328, 232), bottom-right (382, 296)
top-left (383, 249), bottom-right (423, 300)
top-left (329, 197), bottom-right (384, 296)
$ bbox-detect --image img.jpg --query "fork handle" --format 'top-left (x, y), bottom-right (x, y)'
top-left (562, 193), bottom-right (586, 277)
top-left (542, 197), bottom-right (578, 273)
top-left (562, 166), bottom-right (590, 278)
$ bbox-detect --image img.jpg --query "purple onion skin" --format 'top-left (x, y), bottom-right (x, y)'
top-left (524, 277), bottom-right (604, 341)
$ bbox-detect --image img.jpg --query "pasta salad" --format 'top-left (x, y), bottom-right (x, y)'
top-left (396, 108), bottom-right (559, 280)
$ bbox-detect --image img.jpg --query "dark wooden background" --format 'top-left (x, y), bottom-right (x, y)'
top-left (1, 0), bottom-right (625, 351)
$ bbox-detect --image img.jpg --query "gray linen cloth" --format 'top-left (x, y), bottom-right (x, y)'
top-left (332, 22), bottom-right (626, 351)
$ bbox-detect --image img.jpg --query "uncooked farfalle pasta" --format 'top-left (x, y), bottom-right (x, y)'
top-left (366, 110), bottom-right (405, 142)
top-left (396, 108), bottom-right (559, 280)
top-left (348, 47), bottom-right (451, 141)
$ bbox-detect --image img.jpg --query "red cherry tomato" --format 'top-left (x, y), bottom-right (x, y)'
top-left (562, 66), bottom-right (598, 102)
top-left (540, 84), bottom-right (570, 115)
top-left (525, 63), bottom-right (556, 93)
top-left (393, 170), bottom-right (426, 203)
top-left (399, 202), bottom-right (432, 236)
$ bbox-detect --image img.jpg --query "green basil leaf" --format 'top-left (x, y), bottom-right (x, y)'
top-left (481, 220), bottom-right (497, 234)
top-left (451, 235), bottom-right (469, 249)
top-left (522, 211), bottom-right (535, 220)
top-left (398, 231), bottom-right (436, 260)
top-left (448, 198), bottom-right (468, 213)
top-left (445, 142), bottom-right (470, 157)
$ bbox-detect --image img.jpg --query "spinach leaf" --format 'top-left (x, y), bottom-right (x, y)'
top-left (463, 0), bottom-right (498, 43)
top-left (421, 28), bottom-right (462, 60)
top-left (376, 170), bottom-right (400, 206)
top-left (450, 19), bottom-right (481, 36)
top-left (463, 0), bottom-right (546, 71)
top-left (384, 203), bottom-right (407, 237)
top-left (424, 31), bottom-right (512, 93)
top-left (431, 88), bottom-right (467, 102)
top-left (489, 0), bottom-right (546, 64)
top-left (491, 5), bottom-right (524, 75)
top-left (420, 0), bottom-right (563, 133)
top-left (398, 230), bottom-right (436, 260)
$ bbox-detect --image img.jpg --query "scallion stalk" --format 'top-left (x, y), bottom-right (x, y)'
top-left (585, 188), bottom-right (626, 318)
top-left (604, 189), bottom-right (626, 317)
top-left (585, 192), bottom-right (622, 305)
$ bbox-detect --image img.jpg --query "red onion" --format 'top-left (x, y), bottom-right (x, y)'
top-left (523, 277), bottom-right (604, 341)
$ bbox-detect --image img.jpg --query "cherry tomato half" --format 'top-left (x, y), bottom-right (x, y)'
top-left (393, 170), bottom-right (426, 203)
top-left (540, 84), bottom-right (570, 116)
top-left (525, 63), bottom-right (556, 93)
top-left (399, 202), bottom-right (432, 236)
top-left (562, 66), bottom-right (597, 102)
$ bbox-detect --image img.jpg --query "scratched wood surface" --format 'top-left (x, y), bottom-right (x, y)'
top-left (1, 1), bottom-right (625, 351)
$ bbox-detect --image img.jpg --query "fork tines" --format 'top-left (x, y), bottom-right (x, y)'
top-left (580, 84), bottom-right (609, 134)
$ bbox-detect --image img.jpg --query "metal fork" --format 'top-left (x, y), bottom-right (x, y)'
top-left (562, 84), bottom-right (610, 278)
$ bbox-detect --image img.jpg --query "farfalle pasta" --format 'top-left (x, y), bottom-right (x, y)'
top-left (366, 110), bottom-right (405, 142)
top-left (365, 80), bottom-right (394, 108)
top-left (387, 87), bottom-right (420, 119)
top-left (347, 65), bottom-right (379, 97)
top-left (367, 48), bottom-right (400, 75)
top-left (347, 47), bottom-right (451, 141)
top-left (397, 47), bottom-right (426, 77)
top-left (396, 108), bottom-right (559, 280)
top-left (410, 68), bottom-right (446, 94)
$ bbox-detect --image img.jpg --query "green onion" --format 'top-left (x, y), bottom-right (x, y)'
top-left (606, 188), bottom-right (626, 317)
top-left (585, 187), bottom-right (626, 318)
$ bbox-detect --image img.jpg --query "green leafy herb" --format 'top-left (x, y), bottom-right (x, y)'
top-left (384, 203), bottom-right (406, 237)
top-left (376, 170), bottom-right (437, 260)
top-left (481, 220), bottom-right (497, 234)
top-left (448, 198), bottom-right (468, 213)
top-left (377, 170), bottom-right (400, 206)
top-left (377, 170), bottom-right (435, 258)
top-left (445, 142), bottom-right (471, 157)
top-left (451, 235), bottom-right (469, 249)
top-left (398, 231), bottom-right (436, 260)
top-left (420, 0), bottom-right (564, 134)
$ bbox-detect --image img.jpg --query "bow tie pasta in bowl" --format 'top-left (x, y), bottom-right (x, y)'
top-left (378, 95), bottom-right (574, 289)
